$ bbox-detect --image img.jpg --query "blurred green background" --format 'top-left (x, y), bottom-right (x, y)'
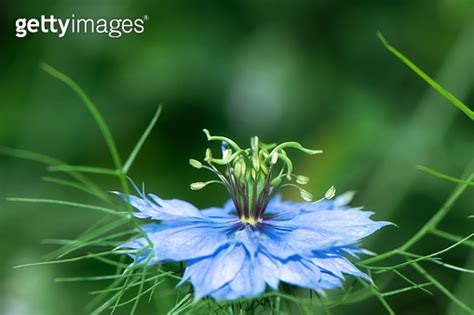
top-left (1, 1), bottom-right (473, 314)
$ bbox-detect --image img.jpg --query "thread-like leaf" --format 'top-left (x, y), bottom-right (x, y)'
top-left (123, 105), bottom-right (162, 173)
top-left (377, 32), bottom-right (474, 120)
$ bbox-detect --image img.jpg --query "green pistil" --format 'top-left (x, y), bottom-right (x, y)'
top-left (190, 130), bottom-right (324, 219)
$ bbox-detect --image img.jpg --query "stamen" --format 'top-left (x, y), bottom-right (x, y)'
top-left (240, 216), bottom-right (261, 226)
top-left (189, 130), bottom-right (326, 220)
top-left (325, 185), bottom-right (337, 200)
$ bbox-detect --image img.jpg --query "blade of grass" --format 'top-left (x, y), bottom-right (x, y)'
top-left (377, 32), bottom-right (474, 120)
top-left (399, 172), bottom-right (474, 251)
top-left (87, 265), bottom-right (128, 312)
top-left (42, 229), bottom-right (135, 247)
top-left (7, 197), bottom-right (128, 217)
top-left (358, 279), bottom-right (395, 315)
top-left (56, 274), bottom-right (149, 282)
top-left (123, 105), bottom-right (162, 174)
top-left (44, 216), bottom-right (120, 260)
top-left (112, 279), bottom-right (165, 308)
top-left (41, 64), bottom-right (154, 248)
top-left (92, 256), bottom-right (131, 269)
top-left (416, 165), bottom-right (474, 186)
top-left (392, 269), bottom-right (433, 295)
top-left (369, 234), bottom-right (474, 271)
top-left (401, 252), bottom-right (474, 274)
top-left (91, 277), bottom-right (137, 314)
top-left (41, 176), bottom-right (109, 202)
top-left (48, 165), bottom-right (119, 176)
top-left (431, 229), bottom-right (474, 249)
top-left (91, 274), bottom-right (163, 295)
top-left (41, 63), bottom-right (126, 173)
top-left (131, 254), bottom-right (153, 314)
top-left (14, 249), bottom-right (134, 268)
top-left (111, 255), bottom-right (140, 314)
top-left (381, 283), bottom-right (432, 297)
top-left (0, 146), bottom-right (110, 203)
top-left (54, 219), bottom-right (131, 258)
top-left (166, 294), bottom-right (192, 315)
top-left (43, 239), bottom-right (119, 247)
top-left (412, 263), bottom-right (474, 313)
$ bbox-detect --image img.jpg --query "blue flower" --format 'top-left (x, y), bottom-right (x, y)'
top-left (118, 191), bottom-right (390, 300)
top-left (118, 131), bottom-right (391, 301)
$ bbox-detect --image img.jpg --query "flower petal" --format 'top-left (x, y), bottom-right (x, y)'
top-left (318, 272), bottom-right (343, 291)
top-left (188, 245), bottom-right (247, 300)
top-left (259, 223), bottom-right (342, 259)
top-left (209, 284), bottom-right (239, 301)
top-left (237, 227), bottom-right (260, 257)
top-left (279, 258), bottom-right (321, 290)
top-left (310, 252), bottom-right (370, 282)
top-left (148, 194), bottom-right (203, 218)
top-left (115, 192), bottom-right (203, 220)
top-left (257, 252), bottom-right (281, 290)
top-left (273, 209), bottom-right (391, 247)
top-left (121, 221), bottom-right (233, 262)
top-left (227, 255), bottom-right (266, 298)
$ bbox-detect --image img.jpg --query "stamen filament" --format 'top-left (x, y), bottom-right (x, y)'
top-left (190, 130), bottom-right (325, 223)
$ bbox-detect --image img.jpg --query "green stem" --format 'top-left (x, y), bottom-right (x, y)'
top-left (41, 64), bottom-right (126, 184)
top-left (377, 32), bottom-right (474, 120)
top-left (431, 229), bottom-right (474, 249)
top-left (412, 263), bottom-right (474, 313)
top-left (358, 279), bottom-right (395, 315)
top-left (359, 249), bottom-right (400, 265)
top-left (41, 64), bottom-right (155, 247)
top-left (7, 198), bottom-right (127, 217)
top-left (400, 172), bottom-right (474, 251)
top-left (416, 165), bottom-right (474, 186)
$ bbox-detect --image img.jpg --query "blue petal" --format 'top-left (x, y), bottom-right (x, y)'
top-left (205, 251), bottom-right (279, 300)
top-left (338, 246), bottom-right (376, 259)
top-left (279, 258), bottom-right (321, 290)
top-left (117, 190), bottom-right (390, 301)
top-left (148, 194), bottom-right (204, 218)
top-left (209, 284), bottom-right (238, 300)
top-left (121, 220), bottom-right (234, 262)
top-left (227, 255), bottom-right (266, 298)
top-left (187, 245), bottom-right (247, 300)
top-left (272, 209), bottom-right (392, 247)
top-left (236, 227), bottom-right (260, 257)
top-left (115, 192), bottom-right (204, 220)
top-left (258, 223), bottom-right (342, 259)
top-left (255, 225), bottom-right (300, 258)
top-left (310, 252), bottom-right (370, 282)
top-left (317, 272), bottom-right (343, 291)
top-left (257, 252), bottom-right (281, 290)
top-left (264, 195), bottom-right (303, 217)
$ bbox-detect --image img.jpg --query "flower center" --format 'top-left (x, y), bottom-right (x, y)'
top-left (189, 130), bottom-right (323, 220)
top-left (240, 216), bottom-right (261, 226)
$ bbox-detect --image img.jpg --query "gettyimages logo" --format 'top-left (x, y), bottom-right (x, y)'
top-left (15, 14), bottom-right (148, 38)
